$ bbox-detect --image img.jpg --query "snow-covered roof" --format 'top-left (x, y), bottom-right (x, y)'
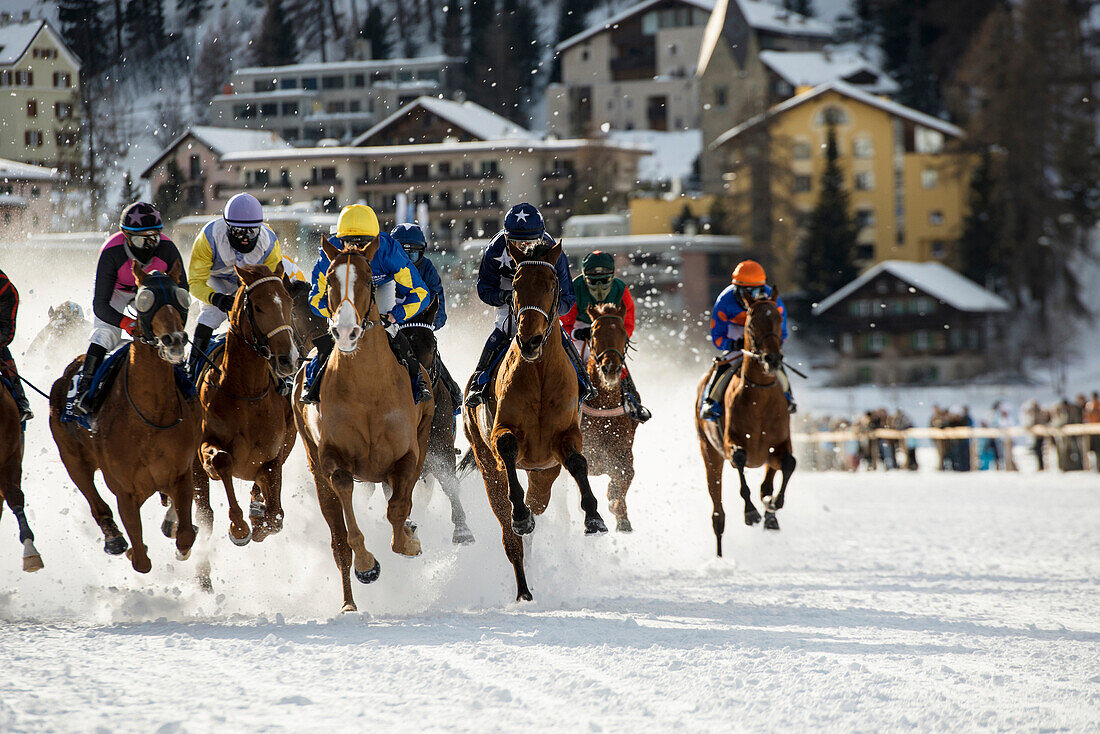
top-left (557, 0), bottom-right (713, 53)
top-left (233, 55), bottom-right (458, 77)
top-left (759, 50), bottom-right (898, 95)
top-left (211, 89), bottom-right (317, 101)
top-left (608, 129), bottom-right (701, 183)
top-left (0, 157), bottom-right (57, 182)
top-left (813, 261), bottom-right (1010, 316)
top-left (697, 0), bottom-right (833, 76)
top-left (710, 80), bottom-right (964, 150)
top-left (0, 19), bottom-right (43, 65)
top-left (352, 96), bottom-right (532, 146)
top-left (139, 127), bottom-right (291, 179)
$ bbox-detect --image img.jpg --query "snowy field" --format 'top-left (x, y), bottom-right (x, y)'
top-left (2, 249), bottom-right (1099, 732)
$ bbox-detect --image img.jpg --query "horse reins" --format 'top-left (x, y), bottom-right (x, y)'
top-left (590, 313), bottom-right (629, 364)
top-left (330, 255), bottom-right (378, 335)
top-left (206, 275), bottom-right (294, 401)
top-left (511, 260), bottom-right (560, 351)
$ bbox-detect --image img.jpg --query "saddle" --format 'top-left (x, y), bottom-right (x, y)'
top-left (61, 343), bottom-right (197, 430)
top-left (194, 335), bottom-right (227, 384)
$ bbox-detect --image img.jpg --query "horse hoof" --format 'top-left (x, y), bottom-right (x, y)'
top-left (744, 508), bottom-right (762, 526)
top-left (104, 535), bottom-right (128, 556)
top-left (764, 512), bottom-right (780, 531)
top-left (452, 526), bottom-right (476, 545)
top-left (516, 589), bottom-right (533, 602)
top-left (512, 513), bottom-right (535, 537)
top-left (616, 518), bottom-right (633, 533)
top-left (229, 528), bottom-right (252, 546)
top-left (354, 559), bottom-right (381, 584)
top-left (161, 518), bottom-right (177, 539)
top-left (249, 500), bottom-right (266, 519)
top-left (585, 515), bottom-right (608, 535)
top-left (404, 519), bottom-right (418, 533)
top-left (23, 554), bottom-right (44, 573)
top-left (176, 547), bottom-right (192, 561)
top-left (341, 602), bottom-right (358, 613)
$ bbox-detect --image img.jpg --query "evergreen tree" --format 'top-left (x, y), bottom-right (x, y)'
top-left (178, 0), bottom-right (209, 24)
top-left (783, 0), bottom-right (814, 17)
top-left (466, 0), bottom-right (496, 101)
top-left (58, 0), bottom-right (108, 76)
top-left (798, 125), bottom-right (859, 304)
top-left (362, 5), bottom-right (392, 60)
top-left (117, 172), bottom-right (141, 211)
top-left (153, 159), bottom-right (186, 224)
top-left (956, 150), bottom-right (1002, 289)
top-left (256, 0), bottom-right (298, 66)
top-left (123, 0), bottom-right (166, 61)
top-left (707, 196), bottom-right (732, 235)
top-left (502, 0), bottom-right (540, 117)
top-left (552, 0), bottom-right (598, 81)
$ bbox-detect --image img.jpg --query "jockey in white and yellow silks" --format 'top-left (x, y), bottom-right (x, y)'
top-left (186, 192), bottom-right (282, 377)
top-left (300, 204), bottom-right (432, 405)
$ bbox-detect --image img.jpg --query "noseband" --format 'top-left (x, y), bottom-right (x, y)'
top-left (329, 255), bottom-right (378, 334)
top-left (512, 260), bottom-right (560, 349)
top-left (591, 313), bottom-right (628, 363)
top-left (233, 275), bottom-right (294, 362)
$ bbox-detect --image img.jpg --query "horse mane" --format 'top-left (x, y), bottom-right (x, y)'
top-left (592, 302), bottom-right (623, 317)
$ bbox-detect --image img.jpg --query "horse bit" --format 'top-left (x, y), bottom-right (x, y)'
top-left (511, 260), bottom-right (560, 346)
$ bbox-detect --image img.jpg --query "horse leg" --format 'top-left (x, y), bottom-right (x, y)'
top-left (311, 467), bottom-right (357, 612)
top-left (525, 466), bottom-right (559, 516)
top-left (699, 436), bottom-right (725, 557)
top-left (557, 431), bottom-right (608, 535)
top-left (386, 454), bottom-right (422, 557)
top-left (251, 461), bottom-right (285, 542)
top-left (111, 487), bottom-right (151, 574)
top-left (760, 467), bottom-right (780, 531)
top-left (775, 450), bottom-right (796, 511)
top-left (608, 462), bottom-right (635, 533)
top-left (191, 459), bottom-right (215, 592)
top-left (429, 453), bottom-right (474, 544)
top-left (484, 464), bottom-right (532, 601)
top-left (324, 460), bottom-right (379, 585)
top-left (494, 431), bottom-right (535, 536)
top-left (168, 472), bottom-right (197, 561)
top-left (62, 452), bottom-right (127, 555)
top-left (201, 442), bottom-right (250, 545)
top-left (732, 448), bottom-right (761, 527)
top-left (1, 463), bottom-right (43, 572)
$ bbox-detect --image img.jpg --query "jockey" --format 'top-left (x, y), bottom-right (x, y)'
top-left (464, 203), bottom-right (596, 409)
top-left (700, 259), bottom-right (795, 421)
top-left (71, 202), bottom-right (187, 416)
top-left (561, 251), bottom-right (651, 423)
top-left (0, 268), bottom-right (32, 421)
top-left (186, 193), bottom-right (283, 379)
top-left (390, 222), bottom-right (464, 409)
top-left (301, 204), bottom-right (433, 405)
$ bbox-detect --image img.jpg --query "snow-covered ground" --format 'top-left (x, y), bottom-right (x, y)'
top-left (2, 248), bottom-right (1099, 732)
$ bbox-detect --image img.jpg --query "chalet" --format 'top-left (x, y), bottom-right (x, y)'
top-left (0, 157), bottom-right (57, 235)
top-left (812, 261), bottom-right (1010, 385)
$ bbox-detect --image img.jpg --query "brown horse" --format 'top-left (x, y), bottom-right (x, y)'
top-left (695, 296), bottom-right (795, 557)
top-left (186, 264), bottom-right (298, 552)
top-left (579, 302), bottom-right (638, 533)
top-left (50, 263), bottom-right (201, 573)
top-left (293, 241), bottom-right (434, 612)
top-left (464, 239), bottom-right (607, 602)
top-left (399, 299), bottom-right (475, 545)
top-left (1, 380), bottom-right (43, 572)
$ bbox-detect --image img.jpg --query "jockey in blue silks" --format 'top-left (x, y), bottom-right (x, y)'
top-left (300, 204), bottom-right (432, 405)
top-left (390, 221), bottom-right (464, 411)
top-left (463, 202), bottom-right (596, 409)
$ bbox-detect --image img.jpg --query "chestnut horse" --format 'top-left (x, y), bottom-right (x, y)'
top-left (185, 264), bottom-right (298, 553)
top-left (1, 380), bottom-right (43, 572)
top-left (398, 299), bottom-right (475, 545)
top-left (579, 302), bottom-right (638, 533)
top-left (293, 241), bottom-right (434, 613)
top-left (695, 296), bottom-right (795, 557)
top-left (50, 263), bottom-right (201, 573)
top-left (464, 239), bottom-right (607, 602)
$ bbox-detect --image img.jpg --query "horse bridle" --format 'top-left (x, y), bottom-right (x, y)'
top-left (590, 312), bottom-right (629, 364)
top-left (741, 303), bottom-right (783, 381)
top-left (511, 260), bottom-right (560, 349)
top-left (328, 254), bottom-right (378, 335)
top-left (232, 275), bottom-right (294, 362)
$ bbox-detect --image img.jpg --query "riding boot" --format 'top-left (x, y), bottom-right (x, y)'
top-left (561, 330), bottom-right (598, 403)
top-left (300, 332), bottom-right (334, 405)
top-left (390, 329), bottom-right (433, 404)
top-left (778, 367), bottom-right (797, 414)
top-left (188, 324), bottom-right (215, 382)
top-left (620, 369), bottom-right (651, 424)
top-left (6, 369), bottom-right (32, 421)
top-left (436, 356), bottom-right (464, 415)
top-left (73, 343), bottom-right (108, 416)
top-left (700, 359), bottom-right (736, 422)
top-left (464, 328), bottom-right (509, 409)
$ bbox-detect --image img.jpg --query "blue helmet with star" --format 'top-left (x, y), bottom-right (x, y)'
top-left (504, 203), bottom-right (544, 241)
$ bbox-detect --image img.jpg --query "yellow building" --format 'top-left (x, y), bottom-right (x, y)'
top-left (710, 81), bottom-right (970, 289)
top-left (0, 18), bottom-right (82, 172)
top-left (629, 195), bottom-right (716, 235)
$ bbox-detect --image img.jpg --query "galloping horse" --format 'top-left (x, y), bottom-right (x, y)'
top-left (695, 296), bottom-right (795, 557)
top-left (50, 263), bottom-right (201, 573)
top-left (399, 299), bottom-right (475, 545)
top-left (579, 302), bottom-right (638, 533)
top-left (187, 264), bottom-right (298, 549)
top-left (464, 239), bottom-right (607, 602)
top-left (293, 240), bottom-right (434, 612)
top-left (1, 378), bottom-right (43, 572)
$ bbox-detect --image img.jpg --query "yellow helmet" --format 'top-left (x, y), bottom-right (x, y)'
top-left (336, 204), bottom-right (380, 239)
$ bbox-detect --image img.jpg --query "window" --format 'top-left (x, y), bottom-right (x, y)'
top-left (33, 48), bottom-right (58, 59)
top-left (668, 43), bottom-right (678, 56)
top-left (190, 155), bottom-right (202, 178)
top-left (254, 79), bottom-right (276, 93)
top-left (302, 77), bottom-right (318, 90)
top-left (852, 136), bottom-right (873, 158)
top-left (322, 75), bottom-right (344, 89)
top-left (56, 131), bottom-right (77, 147)
top-left (280, 77), bottom-right (297, 89)
top-left (930, 240), bottom-right (947, 259)
top-left (26, 99), bottom-right (37, 117)
top-left (921, 168), bottom-right (938, 189)
top-left (54, 101), bottom-right (72, 120)
top-left (326, 101), bottom-right (346, 113)
top-left (396, 70), bottom-right (414, 83)
top-left (319, 167), bottom-right (337, 182)
top-left (349, 100), bottom-right (360, 112)
top-left (856, 244), bottom-right (875, 260)
top-left (581, 49), bottom-right (589, 62)
top-left (260, 103), bottom-right (277, 117)
top-left (929, 210), bottom-right (944, 226)
top-left (371, 70), bottom-right (391, 83)
top-left (24, 130), bottom-right (43, 148)
top-left (254, 169), bottom-right (270, 185)
top-left (280, 169), bottom-right (291, 187)
top-left (817, 106), bottom-right (848, 126)
top-left (792, 141), bottom-right (811, 159)
top-left (855, 172), bottom-right (874, 190)
top-left (913, 330), bottom-right (930, 351)
top-left (915, 126), bottom-right (945, 153)
top-left (234, 104), bottom-right (257, 119)
top-left (714, 86), bottom-right (728, 109)
top-left (481, 160), bottom-right (499, 176)
top-left (438, 162), bottom-right (451, 178)
top-left (283, 128), bottom-right (299, 141)
top-left (15, 70), bottom-right (32, 86)
top-left (281, 102), bottom-right (299, 116)
top-left (412, 163), bottom-right (429, 180)
top-left (840, 333), bottom-right (854, 353)
top-left (0, 70), bottom-right (11, 86)
top-left (866, 332), bottom-right (887, 353)
top-left (53, 71), bottom-right (71, 88)
top-left (793, 175), bottom-right (812, 193)
top-left (642, 11), bottom-right (658, 34)
top-left (855, 209), bottom-right (875, 229)
top-left (352, 74), bottom-right (365, 87)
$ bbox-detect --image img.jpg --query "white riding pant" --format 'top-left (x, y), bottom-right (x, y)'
top-left (89, 290), bottom-right (134, 350)
top-left (493, 305), bottom-right (515, 336)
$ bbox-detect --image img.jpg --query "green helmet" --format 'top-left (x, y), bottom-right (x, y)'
top-left (581, 251), bottom-right (615, 276)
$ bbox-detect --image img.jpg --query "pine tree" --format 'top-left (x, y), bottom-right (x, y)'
top-left (117, 172), bottom-right (141, 211)
top-left (256, 0), bottom-right (298, 66)
top-left (798, 125), bottom-right (859, 304)
top-left (178, 0), bottom-right (209, 24)
top-left (362, 5), bottom-right (392, 60)
top-left (956, 150), bottom-right (1002, 289)
top-left (783, 0), bottom-right (814, 17)
top-left (466, 0), bottom-right (496, 104)
top-left (123, 0), bottom-right (166, 61)
top-left (442, 2), bottom-right (464, 59)
top-left (153, 159), bottom-right (186, 224)
top-left (58, 0), bottom-right (108, 76)
top-left (552, 0), bottom-right (598, 81)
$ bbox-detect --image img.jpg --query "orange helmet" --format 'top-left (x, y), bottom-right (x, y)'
top-left (732, 260), bottom-right (766, 287)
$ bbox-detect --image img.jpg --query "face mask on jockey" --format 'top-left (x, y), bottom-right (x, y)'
top-left (124, 231), bottom-right (160, 264)
top-left (401, 243), bottom-right (424, 262)
top-left (227, 225), bottom-right (261, 254)
top-left (584, 271), bottom-right (613, 301)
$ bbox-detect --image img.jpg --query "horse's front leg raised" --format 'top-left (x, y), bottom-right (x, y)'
top-left (200, 442), bottom-right (250, 545)
top-left (557, 430), bottom-right (608, 535)
top-left (323, 458), bottom-right (379, 585)
top-left (1, 472), bottom-right (43, 572)
top-left (495, 431), bottom-right (535, 536)
top-left (731, 447), bottom-right (761, 526)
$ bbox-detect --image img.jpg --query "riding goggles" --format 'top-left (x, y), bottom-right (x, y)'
top-left (740, 285), bottom-right (768, 301)
top-left (341, 235), bottom-right (376, 247)
top-left (227, 225), bottom-right (261, 241)
top-left (126, 232), bottom-right (160, 249)
top-left (584, 274), bottom-right (613, 286)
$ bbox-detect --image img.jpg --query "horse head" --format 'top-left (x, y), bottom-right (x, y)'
top-left (132, 260), bottom-right (189, 365)
top-left (744, 288), bottom-right (783, 376)
top-left (508, 238), bottom-right (561, 362)
top-left (323, 239), bottom-right (377, 353)
top-left (233, 262), bottom-right (299, 378)
top-left (587, 302), bottom-right (627, 388)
